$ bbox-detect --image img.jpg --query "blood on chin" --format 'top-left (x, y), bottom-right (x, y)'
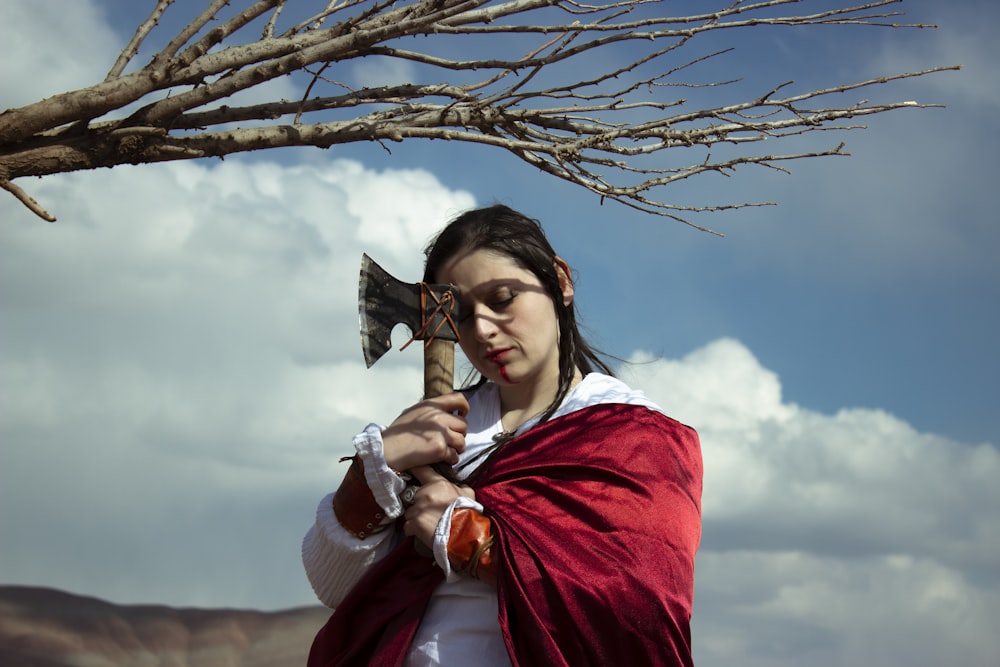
top-left (476, 363), bottom-right (512, 384)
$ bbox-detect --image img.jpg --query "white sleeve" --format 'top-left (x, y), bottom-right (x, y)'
top-left (432, 495), bottom-right (486, 583)
top-left (353, 423), bottom-right (408, 517)
top-left (300, 425), bottom-right (409, 609)
top-left (301, 491), bottom-right (397, 609)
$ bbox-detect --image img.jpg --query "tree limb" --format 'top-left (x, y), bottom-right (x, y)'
top-left (0, 179), bottom-right (55, 222)
top-left (0, 0), bottom-right (957, 228)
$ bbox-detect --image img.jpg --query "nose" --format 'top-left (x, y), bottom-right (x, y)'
top-left (470, 307), bottom-right (499, 342)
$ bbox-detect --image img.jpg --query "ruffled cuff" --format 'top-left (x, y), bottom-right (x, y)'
top-left (433, 496), bottom-right (485, 582)
top-left (353, 423), bottom-right (408, 521)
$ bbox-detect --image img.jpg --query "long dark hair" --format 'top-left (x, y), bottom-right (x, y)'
top-left (424, 204), bottom-right (613, 430)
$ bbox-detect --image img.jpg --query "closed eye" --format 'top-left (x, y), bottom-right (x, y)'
top-left (487, 288), bottom-right (517, 312)
top-left (490, 294), bottom-right (515, 310)
top-left (458, 291), bottom-right (516, 323)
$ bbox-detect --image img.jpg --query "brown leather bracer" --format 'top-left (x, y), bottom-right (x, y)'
top-left (447, 507), bottom-right (496, 586)
top-left (332, 457), bottom-right (388, 540)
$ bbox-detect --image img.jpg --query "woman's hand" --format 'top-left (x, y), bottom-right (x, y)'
top-left (403, 466), bottom-right (477, 551)
top-left (381, 392), bottom-right (470, 472)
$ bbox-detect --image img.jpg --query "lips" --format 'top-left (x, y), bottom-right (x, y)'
top-left (486, 348), bottom-right (511, 365)
top-left (485, 348), bottom-right (513, 382)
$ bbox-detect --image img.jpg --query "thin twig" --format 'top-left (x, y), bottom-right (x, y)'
top-left (1, 179), bottom-right (55, 222)
top-left (106, 0), bottom-right (175, 81)
top-left (0, 0), bottom-right (959, 229)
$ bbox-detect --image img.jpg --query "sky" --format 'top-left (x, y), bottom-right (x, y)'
top-left (1, 1), bottom-right (998, 666)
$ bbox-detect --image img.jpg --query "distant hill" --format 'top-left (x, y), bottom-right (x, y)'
top-left (0, 585), bottom-right (330, 667)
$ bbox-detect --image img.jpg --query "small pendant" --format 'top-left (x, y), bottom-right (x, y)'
top-left (492, 430), bottom-right (515, 445)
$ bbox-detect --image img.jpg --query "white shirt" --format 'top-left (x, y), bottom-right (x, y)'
top-left (301, 373), bottom-right (662, 667)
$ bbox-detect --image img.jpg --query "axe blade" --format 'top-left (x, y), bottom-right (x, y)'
top-left (358, 253), bottom-right (460, 368)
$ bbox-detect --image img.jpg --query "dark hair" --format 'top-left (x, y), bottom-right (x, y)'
top-left (424, 204), bottom-right (613, 429)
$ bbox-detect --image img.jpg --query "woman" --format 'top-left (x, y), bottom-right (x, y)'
top-left (303, 205), bottom-right (703, 667)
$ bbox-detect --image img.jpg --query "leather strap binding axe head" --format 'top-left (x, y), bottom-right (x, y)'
top-left (358, 253), bottom-right (461, 401)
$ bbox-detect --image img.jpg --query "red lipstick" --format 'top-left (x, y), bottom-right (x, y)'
top-left (486, 348), bottom-right (510, 364)
top-left (487, 349), bottom-right (511, 382)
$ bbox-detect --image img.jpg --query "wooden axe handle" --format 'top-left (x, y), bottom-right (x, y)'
top-left (423, 338), bottom-right (461, 485)
top-left (423, 338), bottom-right (455, 399)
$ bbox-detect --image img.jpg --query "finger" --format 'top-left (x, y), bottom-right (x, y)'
top-left (440, 415), bottom-right (468, 451)
top-left (433, 391), bottom-right (470, 418)
top-left (410, 464), bottom-right (447, 486)
top-left (444, 412), bottom-right (468, 437)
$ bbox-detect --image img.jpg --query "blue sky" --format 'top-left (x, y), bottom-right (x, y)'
top-left (1, 1), bottom-right (998, 666)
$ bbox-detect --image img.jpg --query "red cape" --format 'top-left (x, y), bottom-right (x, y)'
top-left (308, 402), bottom-right (702, 667)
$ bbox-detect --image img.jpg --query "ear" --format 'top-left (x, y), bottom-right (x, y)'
top-left (554, 256), bottom-right (575, 307)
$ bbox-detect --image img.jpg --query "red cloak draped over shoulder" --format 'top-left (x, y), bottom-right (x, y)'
top-left (308, 402), bottom-right (703, 667)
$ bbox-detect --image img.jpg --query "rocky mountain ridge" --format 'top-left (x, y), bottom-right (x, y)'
top-left (0, 585), bottom-right (330, 666)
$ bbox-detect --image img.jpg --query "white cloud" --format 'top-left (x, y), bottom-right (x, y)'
top-left (2, 163), bottom-right (998, 660)
top-left (352, 57), bottom-right (418, 89)
top-left (627, 340), bottom-right (794, 429)
top-left (2, 1), bottom-right (998, 663)
top-left (336, 159), bottom-right (475, 263)
top-left (622, 339), bottom-right (1000, 666)
top-left (0, 0), bottom-right (300, 127)
top-left (0, 1), bottom-right (117, 109)
top-left (0, 157), bottom-right (474, 608)
top-left (695, 550), bottom-right (1000, 667)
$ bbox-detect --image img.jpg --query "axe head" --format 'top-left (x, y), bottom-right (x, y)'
top-left (358, 253), bottom-right (461, 368)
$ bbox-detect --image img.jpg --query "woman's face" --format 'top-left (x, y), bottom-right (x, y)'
top-left (435, 248), bottom-right (573, 395)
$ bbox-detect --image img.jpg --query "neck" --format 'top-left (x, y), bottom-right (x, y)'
top-left (498, 367), bottom-right (582, 433)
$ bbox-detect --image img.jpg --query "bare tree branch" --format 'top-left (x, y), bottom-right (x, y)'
top-left (106, 0), bottom-right (176, 81)
top-left (0, 0), bottom-right (957, 230)
top-left (0, 179), bottom-right (56, 222)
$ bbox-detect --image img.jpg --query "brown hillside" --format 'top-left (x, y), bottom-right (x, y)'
top-left (0, 585), bottom-right (330, 667)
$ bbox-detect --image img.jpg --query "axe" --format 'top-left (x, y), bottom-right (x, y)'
top-left (358, 253), bottom-right (462, 478)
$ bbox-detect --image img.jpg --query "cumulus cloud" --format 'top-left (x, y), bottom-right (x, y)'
top-left (0, 1), bottom-right (117, 109)
top-left (1, 0), bottom-right (300, 127)
top-left (352, 57), bottom-right (419, 89)
top-left (0, 158), bottom-right (474, 608)
top-left (2, 1), bottom-right (998, 664)
top-left (622, 339), bottom-right (1000, 666)
top-left (2, 161), bottom-right (997, 662)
